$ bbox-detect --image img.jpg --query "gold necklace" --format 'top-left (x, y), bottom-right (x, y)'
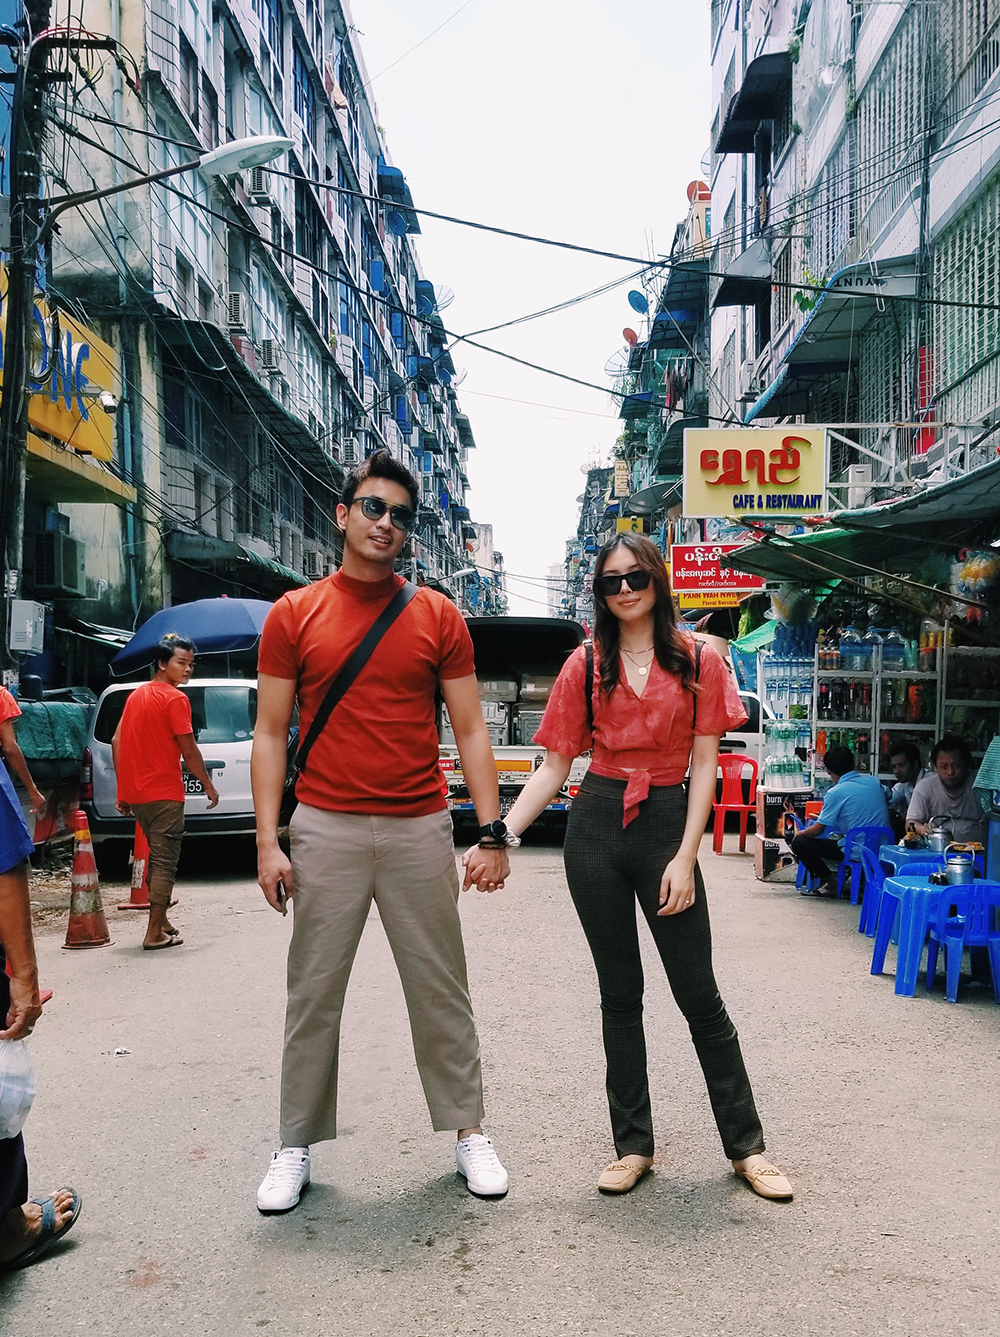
top-left (621, 645), bottom-right (655, 676)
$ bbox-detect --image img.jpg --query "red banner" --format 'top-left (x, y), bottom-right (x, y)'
top-left (669, 544), bottom-right (766, 607)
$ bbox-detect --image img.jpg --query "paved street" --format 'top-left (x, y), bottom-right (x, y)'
top-left (3, 834), bottom-right (999, 1335)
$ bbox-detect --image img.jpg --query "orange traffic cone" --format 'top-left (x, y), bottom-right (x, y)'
top-left (119, 822), bottom-right (151, 910)
top-left (63, 810), bottom-right (112, 949)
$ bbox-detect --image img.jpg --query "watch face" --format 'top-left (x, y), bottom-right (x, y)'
top-left (489, 819), bottom-right (508, 840)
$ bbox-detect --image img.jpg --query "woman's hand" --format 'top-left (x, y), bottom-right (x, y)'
top-left (461, 845), bottom-right (509, 892)
top-left (657, 853), bottom-right (696, 916)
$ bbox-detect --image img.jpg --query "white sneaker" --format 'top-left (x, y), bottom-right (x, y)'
top-left (257, 1147), bottom-right (311, 1213)
top-left (456, 1133), bottom-right (508, 1197)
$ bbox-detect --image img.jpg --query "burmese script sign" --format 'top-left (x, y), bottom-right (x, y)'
top-left (669, 543), bottom-right (766, 607)
top-left (682, 427), bottom-right (827, 518)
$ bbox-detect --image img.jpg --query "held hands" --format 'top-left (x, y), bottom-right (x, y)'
top-left (258, 842), bottom-right (294, 913)
top-left (657, 853), bottom-right (697, 916)
top-left (461, 844), bottom-right (510, 893)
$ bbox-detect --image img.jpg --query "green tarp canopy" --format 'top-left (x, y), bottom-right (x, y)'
top-left (723, 527), bottom-right (914, 585)
top-left (730, 620), bottom-right (775, 654)
top-left (14, 702), bottom-right (89, 761)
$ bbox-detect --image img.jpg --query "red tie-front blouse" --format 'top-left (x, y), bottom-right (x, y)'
top-left (533, 637), bottom-right (748, 827)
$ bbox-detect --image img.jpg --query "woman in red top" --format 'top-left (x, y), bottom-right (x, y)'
top-left (492, 535), bottom-right (791, 1200)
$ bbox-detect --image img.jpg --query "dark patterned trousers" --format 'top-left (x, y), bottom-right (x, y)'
top-left (563, 773), bottom-right (765, 1161)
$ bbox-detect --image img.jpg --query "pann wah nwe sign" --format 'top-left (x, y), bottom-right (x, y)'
top-left (682, 427), bottom-right (827, 518)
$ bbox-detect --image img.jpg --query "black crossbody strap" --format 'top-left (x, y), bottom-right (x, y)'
top-left (294, 580), bottom-right (418, 777)
top-left (584, 641), bottom-right (595, 733)
top-left (691, 639), bottom-right (703, 729)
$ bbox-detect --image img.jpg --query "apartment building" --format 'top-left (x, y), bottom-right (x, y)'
top-left (39, 0), bottom-right (479, 656)
top-left (709, 0), bottom-right (1000, 504)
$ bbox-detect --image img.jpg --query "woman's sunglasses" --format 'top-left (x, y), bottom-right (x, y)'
top-left (352, 495), bottom-right (416, 533)
top-left (593, 568), bottom-right (653, 598)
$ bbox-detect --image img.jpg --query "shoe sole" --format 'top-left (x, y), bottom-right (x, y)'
top-left (257, 1179), bottom-right (310, 1214)
top-left (456, 1170), bottom-right (508, 1199)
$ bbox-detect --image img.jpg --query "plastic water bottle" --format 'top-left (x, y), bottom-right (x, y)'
top-left (839, 625), bottom-right (862, 671)
top-left (858, 627), bottom-right (880, 675)
top-left (882, 627), bottom-right (906, 671)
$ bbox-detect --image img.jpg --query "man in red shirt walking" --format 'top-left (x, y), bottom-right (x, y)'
top-left (252, 449), bottom-right (511, 1212)
top-left (113, 636), bottom-right (219, 949)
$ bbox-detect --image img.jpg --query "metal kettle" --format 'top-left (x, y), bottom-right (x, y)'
top-left (944, 843), bottom-right (976, 885)
top-left (927, 817), bottom-right (954, 853)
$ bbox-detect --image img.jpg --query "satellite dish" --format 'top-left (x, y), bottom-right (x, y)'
top-left (386, 210), bottom-right (408, 236)
top-left (623, 327), bottom-right (638, 347)
top-left (452, 367), bottom-right (468, 386)
top-left (604, 347), bottom-right (630, 376)
top-left (435, 285), bottom-right (455, 311)
top-left (687, 180), bottom-right (711, 202)
top-left (627, 290), bottom-right (648, 315)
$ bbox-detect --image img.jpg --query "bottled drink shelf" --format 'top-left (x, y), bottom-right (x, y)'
top-left (943, 698), bottom-right (1000, 707)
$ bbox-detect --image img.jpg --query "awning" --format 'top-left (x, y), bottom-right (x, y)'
top-left (377, 157), bottom-right (420, 234)
top-left (455, 413), bottom-right (476, 449)
top-left (625, 478), bottom-right (682, 517)
top-left (158, 322), bottom-right (342, 482)
top-left (713, 237), bottom-right (771, 308)
top-left (730, 620), bottom-right (776, 654)
top-left (619, 391), bottom-right (656, 420)
top-left (25, 433), bottom-right (137, 506)
top-left (830, 455), bottom-right (1000, 544)
top-left (415, 280), bottom-right (437, 316)
top-left (715, 52), bottom-right (793, 154)
top-left (165, 530), bottom-right (309, 588)
top-left (654, 415), bottom-right (708, 475)
top-left (647, 311), bottom-right (696, 351)
top-left (722, 527), bottom-right (927, 585)
top-left (55, 614), bottom-right (132, 648)
top-left (660, 256), bottom-right (710, 312)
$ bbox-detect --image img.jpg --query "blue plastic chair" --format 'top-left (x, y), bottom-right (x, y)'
top-left (870, 863), bottom-right (941, 976)
top-left (786, 812), bottom-right (822, 892)
top-left (837, 825), bottom-right (894, 904)
top-left (925, 882), bottom-right (1000, 1003)
top-left (858, 847), bottom-right (886, 936)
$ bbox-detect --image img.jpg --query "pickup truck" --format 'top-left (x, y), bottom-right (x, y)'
top-left (441, 616), bottom-right (589, 826)
top-left (441, 617), bottom-right (770, 825)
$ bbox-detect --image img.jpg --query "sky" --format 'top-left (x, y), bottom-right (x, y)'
top-left (348, 0), bottom-right (712, 613)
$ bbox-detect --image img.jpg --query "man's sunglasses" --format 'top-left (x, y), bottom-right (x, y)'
top-left (352, 495), bottom-right (416, 533)
top-left (593, 568), bottom-right (653, 598)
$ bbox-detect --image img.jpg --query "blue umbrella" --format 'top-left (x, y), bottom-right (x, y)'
top-left (111, 598), bottom-right (274, 676)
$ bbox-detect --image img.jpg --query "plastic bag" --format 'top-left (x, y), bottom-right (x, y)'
top-left (0, 1038), bottom-right (37, 1139)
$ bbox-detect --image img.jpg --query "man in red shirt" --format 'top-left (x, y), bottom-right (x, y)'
top-left (252, 449), bottom-right (511, 1213)
top-left (113, 636), bottom-right (218, 949)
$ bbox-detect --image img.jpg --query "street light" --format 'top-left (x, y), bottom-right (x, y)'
top-left (0, 130), bottom-right (291, 667)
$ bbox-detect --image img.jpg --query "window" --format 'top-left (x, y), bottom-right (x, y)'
top-left (294, 182), bottom-right (322, 266)
top-left (254, 0), bottom-right (284, 101)
top-left (176, 254), bottom-right (194, 316)
top-left (293, 45), bottom-right (315, 145)
top-left (201, 76), bottom-right (218, 148)
top-left (179, 32), bottom-right (199, 127)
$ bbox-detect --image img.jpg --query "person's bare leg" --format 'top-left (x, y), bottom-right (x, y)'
top-left (457, 1126), bottom-right (481, 1140)
top-left (143, 903), bottom-right (171, 948)
top-left (0, 1189), bottom-right (76, 1262)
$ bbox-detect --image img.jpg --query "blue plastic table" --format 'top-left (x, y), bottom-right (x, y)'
top-left (879, 844), bottom-right (984, 877)
top-left (873, 873), bottom-right (1000, 996)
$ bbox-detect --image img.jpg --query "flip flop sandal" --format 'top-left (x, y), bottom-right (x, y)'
top-left (3, 1188), bottom-right (82, 1270)
top-left (143, 936), bottom-right (184, 950)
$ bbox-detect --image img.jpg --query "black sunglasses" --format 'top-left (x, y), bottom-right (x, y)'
top-left (352, 495), bottom-right (416, 533)
top-left (594, 568), bottom-right (653, 598)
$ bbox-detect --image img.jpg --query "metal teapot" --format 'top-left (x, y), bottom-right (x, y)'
top-left (944, 843), bottom-right (976, 886)
top-left (927, 817), bottom-right (955, 853)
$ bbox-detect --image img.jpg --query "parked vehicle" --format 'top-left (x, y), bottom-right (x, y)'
top-left (82, 678), bottom-right (260, 842)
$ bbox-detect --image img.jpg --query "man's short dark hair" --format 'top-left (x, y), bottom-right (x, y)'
top-left (823, 746), bottom-right (855, 778)
top-left (890, 741), bottom-right (921, 769)
top-left (341, 448), bottom-right (419, 512)
top-left (931, 734), bottom-right (972, 767)
top-left (155, 634), bottom-right (196, 668)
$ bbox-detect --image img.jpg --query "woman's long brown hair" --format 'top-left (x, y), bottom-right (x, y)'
top-left (592, 533), bottom-right (695, 697)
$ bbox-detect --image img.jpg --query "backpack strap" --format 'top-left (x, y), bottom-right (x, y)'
top-left (584, 641), bottom-right (594, 734)
top-left (691, 639), bottom-right (703, 730)
top-left (294, 580), bottom-right (419, 778)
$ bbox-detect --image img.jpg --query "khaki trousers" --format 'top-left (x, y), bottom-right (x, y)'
top-left (279, 803), bottom-right (485, 1147)
top-left (130, 800), bottom-right (185, 909)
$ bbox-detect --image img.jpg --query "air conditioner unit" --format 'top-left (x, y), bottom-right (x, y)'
top-left (846, 463), bottom-right (873, 509)
top-left (259, 339), bottom-right (282, 371)
top-left (227, 290), bottom-right (248, 330)
top-left (737, 353), bottom-right (769, 401)
top-left (33, 531), bottom-right (85, 596)
top-left (248, 166), bottom-right (273, 203)
top-left (304, 549), bottom-right (325, 579)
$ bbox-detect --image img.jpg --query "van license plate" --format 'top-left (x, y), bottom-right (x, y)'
top-left (499, 795), bottom-right (515, 815)
top-left (183, 776), bottom-right (205, 796)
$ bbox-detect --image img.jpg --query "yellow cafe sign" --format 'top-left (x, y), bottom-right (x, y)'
top-left (0, 268), bottom-right (118, 462)
top-left (682, 427), bottom-right (827, 519)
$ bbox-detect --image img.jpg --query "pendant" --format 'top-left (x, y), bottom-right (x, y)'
top-left (638, 665), bottom-right (648, 675)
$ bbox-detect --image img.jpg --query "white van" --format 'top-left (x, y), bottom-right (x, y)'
top-left (82, 678), bottom-right (259, 843)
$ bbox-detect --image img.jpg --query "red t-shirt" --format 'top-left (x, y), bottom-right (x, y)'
top-left (0, 687), bottom-right (21, 726)
top-left (534, 638), bottom-right (747, 825)
top-left (116, 681), bottom-right (193, 804)
top-left (258, 571), bottom-right (475, 816)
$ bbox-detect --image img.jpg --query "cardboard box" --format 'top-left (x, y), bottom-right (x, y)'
top-left (755, 789), bottom-right (812, 840)
top-left (753, 833), bottom-right (796, 881)
top-left (521, 675), bottom-right (557, 703)
top-left (478, 679), bottom-right (518, 703)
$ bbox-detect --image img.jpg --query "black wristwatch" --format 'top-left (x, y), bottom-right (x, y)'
top-left (479, 820), bottom-right (508, 846)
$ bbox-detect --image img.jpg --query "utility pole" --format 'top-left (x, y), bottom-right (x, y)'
top-left (0, 1), bottom-right (51, 673)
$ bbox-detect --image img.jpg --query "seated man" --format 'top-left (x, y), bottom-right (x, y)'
top-left (790, 746), bottom-right (890, 895)
top-left (886, 741), bottom-right (929, 840)
top-left (906, 734), bottom-right (986, 845)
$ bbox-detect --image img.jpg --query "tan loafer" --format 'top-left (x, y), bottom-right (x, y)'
top-left (598, 1161), bottom-right (651, 1194)
top-left (736, 1161), bottom-right (793, 1201)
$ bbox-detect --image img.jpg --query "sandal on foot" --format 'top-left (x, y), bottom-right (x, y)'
top-left (143, 936), bottom-right (183, 950)
top-left (598, 1161), bottom-right (651, 1194)
top-left (736, 1161), bottom-right (793, 1200)
top-left (3, 1188), bottom-right (82, 1270)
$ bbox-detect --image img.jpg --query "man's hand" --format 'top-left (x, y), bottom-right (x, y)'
top-left (461, 845), bottom-right (510, 892)
top-left (0, 972), bottom-right (42, 1040)
top-left (657, 853), bottom-right (696, 916)
top-left (27, 785), bottom-right (45, 815)
top-left (258, 841), bottom-right (294, 913)
top-left (205, 782), bottom-right (220, 810)
top-left (115, 799), bottom-right (132, 816)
